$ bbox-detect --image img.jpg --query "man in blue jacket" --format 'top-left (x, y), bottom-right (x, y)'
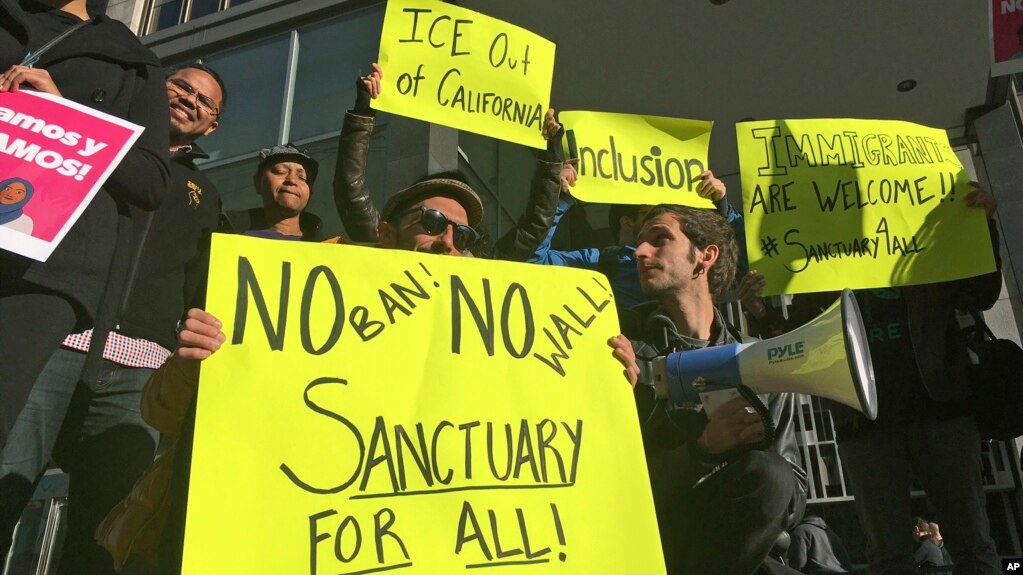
top-left (528, 172), bottom-right (743, 307)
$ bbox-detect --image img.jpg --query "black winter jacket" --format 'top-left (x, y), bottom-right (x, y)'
top-left (0, 0), bottom-right (171, 320)
top-left (110, 145), bottom-right (222, 352)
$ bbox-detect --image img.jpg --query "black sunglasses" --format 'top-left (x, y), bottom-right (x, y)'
top-left (393, 206), bottom-right (478, 250)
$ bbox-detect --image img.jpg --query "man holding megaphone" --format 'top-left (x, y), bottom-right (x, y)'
top-left (611, 204), bottom-right (807, 575)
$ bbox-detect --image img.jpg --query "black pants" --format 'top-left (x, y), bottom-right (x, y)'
top-left (648, 449), bottom-right (800, 575)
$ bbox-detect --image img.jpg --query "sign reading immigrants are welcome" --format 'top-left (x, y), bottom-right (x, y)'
top-left (181, 235), bottom-right (665, 575)
top-left (738, 118), bottom-right (996, 295)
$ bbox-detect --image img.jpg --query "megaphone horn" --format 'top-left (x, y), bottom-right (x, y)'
top-left (651, 289), bottom-right (877, 420)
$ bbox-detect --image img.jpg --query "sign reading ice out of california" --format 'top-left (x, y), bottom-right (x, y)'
top-left (737, 119), bottom-right (996, 296)
top-left (373, 0), bottom-right (556, 149)
top-left (0, 90), bottom-right (143, 262)
top-left (181, 236), bottom-right (665, 575)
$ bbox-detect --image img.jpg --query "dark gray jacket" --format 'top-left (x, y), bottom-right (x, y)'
top-left (788, 516), bottom-right (853, 574)
top-left (622, 301), bottom-right (808, 494)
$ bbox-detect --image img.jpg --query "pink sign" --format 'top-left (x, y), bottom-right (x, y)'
top-left (991, 0), bottom-right (1023, 76)
top-left (0, 90), bottom-right (143, 261)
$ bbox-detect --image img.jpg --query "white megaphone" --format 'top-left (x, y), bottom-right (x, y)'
top-left (651, 289), bottom-right (877, 420)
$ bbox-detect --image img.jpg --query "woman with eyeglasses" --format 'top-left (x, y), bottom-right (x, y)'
top-left (0, 0), bottom-right (170, 566)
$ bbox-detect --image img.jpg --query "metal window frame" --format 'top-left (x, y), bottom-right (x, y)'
top-left (142, 0), bottom-right (381, 60)
top-left (141, 0), bottom-right (276, 36)
top-left (140, 0), bottom-right (188, 36)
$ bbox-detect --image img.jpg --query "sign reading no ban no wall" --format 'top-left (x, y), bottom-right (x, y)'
top-left (181, 235), bottom-right (665, 575)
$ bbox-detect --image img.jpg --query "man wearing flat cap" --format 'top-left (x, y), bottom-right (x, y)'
top-left (376, 171), bottom-right (483, 256)
top-left (220, 143), bottom-right (325, 241)
top-left (335, 63), bottom-right (565, 260)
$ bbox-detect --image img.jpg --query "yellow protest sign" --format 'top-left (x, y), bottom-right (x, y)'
top-left (181, 235), bottom-right (664, 575)
top-left (737, 119), bottom-right (996, 295)
top-left (374, 0), bottom-right (555, 149)
top-left (560, 110), bottom-right (714, 207)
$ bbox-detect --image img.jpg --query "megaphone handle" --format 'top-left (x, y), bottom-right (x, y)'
top-left (734, 384), bottom-right (776, 450)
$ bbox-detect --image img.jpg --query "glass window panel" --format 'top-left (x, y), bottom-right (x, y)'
top-left (460, 131), bottom-right (499, 193)
top-left (199, 156), bottom-right (260, 217)
top-left (198, 35), bottom-right (290, 161)
top-left (458, 131), bottom-right (504, 236)
top-left (227, 0), bottom-right (255, 6)
top-left (495, 140), bottom-right (534, 234)
top-left (459, 131), bottom-right (541, 239)
top-left (188, 0), bottom-right (220, 21)
top-left (458, 131), bottom-right (604, 250)
top-left (458, 160), bottom-right (510, 243)
top-left (289, 6), bottom-right (385, 142)
top-left (151, 0), bottom-right (184, 32)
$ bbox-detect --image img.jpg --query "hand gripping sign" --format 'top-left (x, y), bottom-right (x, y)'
top-left (737, 118), bottom-right (996, 296)
top-left (181, 235), bottom-right (665, 575)
top-left (0, 90), bottom-right (143, 261)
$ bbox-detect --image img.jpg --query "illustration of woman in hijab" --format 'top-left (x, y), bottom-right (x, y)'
top-left (0, 177), bottom-right (35, 234)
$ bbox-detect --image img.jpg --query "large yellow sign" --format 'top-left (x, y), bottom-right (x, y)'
top-left (560, 111), bottom-right (714, 207)
top-left (181, 235), bottom-right (664, 575)
top-left (374, 0), bottom-right (556, 149)
top-left (737, 119), bottom-right (996, 295)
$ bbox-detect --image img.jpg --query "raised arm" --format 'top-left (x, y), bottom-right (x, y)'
top-left (333, 63), bottom-right (383, 242)
top-left (699, 169), bottom-right (749, 280)
top-left (492, 109), bottom-right (570, 261)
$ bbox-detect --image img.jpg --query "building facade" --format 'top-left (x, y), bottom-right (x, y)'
top-left (117, 0), bottom-right (1023, 563)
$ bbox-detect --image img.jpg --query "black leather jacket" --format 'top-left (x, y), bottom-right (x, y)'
top-left (332, 112), bottom-right (562, 261)
top-left (333, 112), bottom-right (380, 243)
top-left (622, 302), bottom-right (809, 496)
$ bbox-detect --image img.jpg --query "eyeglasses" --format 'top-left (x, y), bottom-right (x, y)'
top-left (167, 78), bottom-right (220, 117)
top-left (393, 207), bottom-right (478, 251)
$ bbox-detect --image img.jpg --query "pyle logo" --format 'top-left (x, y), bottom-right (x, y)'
top-left (767, 341), bottom-right (805, 363)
